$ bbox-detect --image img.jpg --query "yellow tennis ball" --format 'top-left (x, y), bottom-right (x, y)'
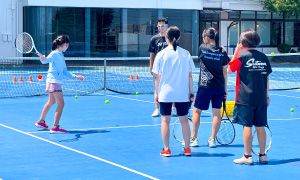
top-left (271, 52), bottom-right (275, 56)
top-left (290, 108), bottom-right (294, 112)
top-left (136, 92), bottom-right (139, 95)
top-left (75, 95), bottom-right (78, 99)
top-left (105, 100), bottom-right (109, 104)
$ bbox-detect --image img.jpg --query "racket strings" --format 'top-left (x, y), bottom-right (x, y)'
top-left (16, 33), bottom-right (34, 53)
top-left (217, 120), bottom-right (235, 144)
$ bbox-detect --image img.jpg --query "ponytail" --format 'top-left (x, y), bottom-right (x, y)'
top-left (166, 26), bottom-right (180, 51)
top-left (51, 35), bottom-right (70, 51)
top-left (203, 28), bottom-right (219, 48)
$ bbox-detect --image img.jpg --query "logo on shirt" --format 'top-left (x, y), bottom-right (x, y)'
top-left (157, 42), bottom-right (168, 47)
top-left (245, 58), bottom-right (267, 71)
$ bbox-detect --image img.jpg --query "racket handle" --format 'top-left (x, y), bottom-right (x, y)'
top-left (37, 52), bottom-right (43, 57)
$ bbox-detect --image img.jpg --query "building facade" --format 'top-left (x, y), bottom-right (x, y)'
top-left (0, 0), bottom-right (299, 57)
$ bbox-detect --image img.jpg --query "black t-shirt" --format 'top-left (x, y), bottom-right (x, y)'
top-left (229, 50), bottom-right (272, 106)
top-left (148, 34), bottom-right (168, 57)
top-left (198, 44), bottom-right (230, 89)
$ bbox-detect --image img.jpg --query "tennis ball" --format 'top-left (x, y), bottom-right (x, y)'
top-left (271, 52), bottom-right (275, 56)
top-left (290, 108), bottom-right (294, 112)
top-left (136, 91), bottom-right (139, 95)
top-left (75, 95), bottom-right (78, 99)
top-left (105, 100), bottom-right (109, 104)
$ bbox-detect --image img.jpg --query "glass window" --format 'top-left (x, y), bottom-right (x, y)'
top-left (229, 21), bottom-right (239, 46)
top-left (125, 9), bottom-right (158, 56)
top-left (285, 15), bottom-right (297, 19)
top-left (285, 22), bottom-right (294, 45)
top-left (272, 13), bottom-right (283, 19)
top-left (241, 21), bottom-right (255, 32)
top-left (241, 11), bottom-right (255, 19)
top-left (257, 11), bottom-right (271, 19)
top-left (200, 10), bottom-right (220, 20)
top-left (285, 22), bottom-right (300, 46)
top-left (271, 21), bottom-right (283, 46)
top-left (164, 9), bottom-right (193, 54)
top-left (200, 21), bottom-right (219, 45)
top-left (257, 21), bottom-right (271, 45)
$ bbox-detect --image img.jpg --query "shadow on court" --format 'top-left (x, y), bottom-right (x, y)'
top-left (59, 129), bottom-right (110, 142)
top-left (267, 158), bottom-right (300, 166)
top-left (190, 152), bottom-right (235, 157)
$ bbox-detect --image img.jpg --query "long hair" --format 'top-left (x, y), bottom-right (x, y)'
top-left (51, 35), bottom-right (70, 51)
top-left (202, 28), bottom-right (219, 47)
top-left (166, 26), bottom-right (180, 51)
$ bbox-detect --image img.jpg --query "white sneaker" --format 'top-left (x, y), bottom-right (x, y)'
top-left (234, 155), bottom-right (254, 165)
top-left (258, 154), bottom-right (268, 164)
top-left (208, 138), bottom-right (216, 148)
top-left (152, 109), bottom-right (160, 117)
top-left (190, 138), bottom-right (199, 147)
top-left (171, 107), bottom-right (177, 116)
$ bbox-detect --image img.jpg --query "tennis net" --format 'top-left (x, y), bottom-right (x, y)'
top-left (0, 53), bottom-right (300, 98)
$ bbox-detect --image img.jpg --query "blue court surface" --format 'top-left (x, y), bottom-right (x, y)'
top-left (1, 89), bottom-right (300, 180)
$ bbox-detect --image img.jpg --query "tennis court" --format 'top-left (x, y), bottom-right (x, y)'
top-left (0, 56), bottom-right (300, 179)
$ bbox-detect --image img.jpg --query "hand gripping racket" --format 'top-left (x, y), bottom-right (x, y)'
top-left (15, 32), bottom-right (43, 57)
top-left (173, 94), bottom-right (195, 145)
top-left (252, 124), bottom-right (272, 156)
top-left (216, 99), bottom-right (236, 145)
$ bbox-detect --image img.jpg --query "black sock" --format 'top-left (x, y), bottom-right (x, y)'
top-left (244, 154), bottom-right (252, 158)
top-left (259, 153), bottom-right (266, 157)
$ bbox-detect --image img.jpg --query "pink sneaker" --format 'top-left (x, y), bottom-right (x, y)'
top-left (35, 121), bottom-right (49, 129)
top-left (50, 126), bottom-right (67, 134)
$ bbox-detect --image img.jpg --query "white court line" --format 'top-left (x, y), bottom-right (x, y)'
top-left (0, 123), bottom-right (159, 180)
top-left (268, 118), bottom-right (300, 121)
top-left (270, 93), bottom-right (300, 99)
top-left (28, 122), bottom-right (213, 134)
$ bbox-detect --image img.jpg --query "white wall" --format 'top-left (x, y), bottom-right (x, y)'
top-left (0, 0), bottom-right (21, 57)
top-left (24, 0), bottom-right (203, 10)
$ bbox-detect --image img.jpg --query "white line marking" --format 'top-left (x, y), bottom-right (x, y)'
top-left (28, 122), bottom-right (213, 134)
top-left (0, 123), bottom-right (159, 180)
top-left (270, 93), bottom-right (300, 99)
top-left (268, 118), bottom-right (300, 121)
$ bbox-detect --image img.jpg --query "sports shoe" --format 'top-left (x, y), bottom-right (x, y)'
top-left (152, 109), bottom-right (160, 117)
top-left (258, 154), bottom-right (268, 164)
top-left (35, 121), bottom-right (49, 129)
top-left (50, 126), bottom-right (67, 134)
top-left (160, 148), bottom-right (171, 157)
top-left (171, 107), bottom-right (178, 116)
top-left (183, 147), bottom-right (191, 156)
top-left (190, 138), bottom-right (199, 147)
top-left (234, 155), bottom-right (254, 165)
top-left (208, 138), bottom-right (216, 148)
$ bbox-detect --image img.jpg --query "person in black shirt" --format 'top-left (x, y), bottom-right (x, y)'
top-left (228, 29), bottom-right (272, 165)
top-left (191, 28), bottom-right (229, 148)
top-left (149, 17), bottom-right (177, 117)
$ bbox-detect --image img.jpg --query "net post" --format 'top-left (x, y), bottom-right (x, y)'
top-left (104, 57), bottom-right (107, 92)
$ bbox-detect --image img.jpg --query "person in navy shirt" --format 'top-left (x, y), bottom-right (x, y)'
top-left (228, 29), bottom-right (272, 165)
top-left (191, 28), bottom-right (229, 148)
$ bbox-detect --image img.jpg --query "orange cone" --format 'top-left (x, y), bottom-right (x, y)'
top-left (135, 75), bottom-right (139, 80)
top-left (129, 75), bottom-right (133, 80)
top-left (13, 76), bottom-right (17, 82)
top-left (28, 76), bottom-right (33, 82)
top-left (19, 76), bottom-right (23, 82)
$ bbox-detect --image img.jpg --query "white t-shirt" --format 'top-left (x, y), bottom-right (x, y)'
top-left (152, 46), bottom-right (195, 102)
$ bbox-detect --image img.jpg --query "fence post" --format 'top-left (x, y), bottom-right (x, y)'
top-left (104, 57), bottom-right (107, 92)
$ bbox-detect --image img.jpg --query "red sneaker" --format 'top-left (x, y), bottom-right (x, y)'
top-left (183, 147), bottom-right (191, 156)
top-left (160, 148), bottom-right (171, 157)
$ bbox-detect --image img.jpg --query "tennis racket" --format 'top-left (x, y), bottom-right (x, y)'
top-left (172, 117), bottom-right (195, 144)
top-left (15, 32), bottom-right (43, 57)
top-left (216, 99), bottom-right (236, 145)
top-left (252, 125), bottom-right (272, 156)
top-left (173, 94), bottom-right (195, 145)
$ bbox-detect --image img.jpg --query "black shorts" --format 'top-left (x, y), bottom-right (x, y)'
top-left (232, 104), bottom-right (268, 127)
top-left (194, 87), bottom-right (225, 110)
top-left (160, 102), bottom-right (189, 116)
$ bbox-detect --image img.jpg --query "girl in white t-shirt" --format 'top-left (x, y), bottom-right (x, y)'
top-left (152, 26), bottom-right (195, 157)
